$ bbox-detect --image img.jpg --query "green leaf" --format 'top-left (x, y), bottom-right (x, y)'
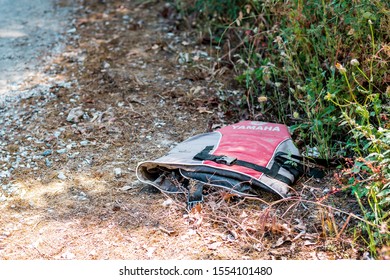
top-left (363, 141), bottom-right (372, 150)
top-left (377, 188), bottom-right (390, 198)
top-left (362, 11), bottom-right (377, 21)
top-left (379, 196), bottom-right (390, 206)
top-left (351, 165), bottom-right (361, 174)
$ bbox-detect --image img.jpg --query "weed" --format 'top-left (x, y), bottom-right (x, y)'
top-left (174, 0), bottom-right (390, 257)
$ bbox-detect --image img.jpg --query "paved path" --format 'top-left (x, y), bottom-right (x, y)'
top-left (0, 0), bottom-right (72, 96)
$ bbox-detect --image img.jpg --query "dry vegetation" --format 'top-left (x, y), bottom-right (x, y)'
top-left (1, 0), bottom-right (387, 260)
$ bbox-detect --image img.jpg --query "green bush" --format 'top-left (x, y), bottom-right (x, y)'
top-left (174, 0), bottom-right (390, 257)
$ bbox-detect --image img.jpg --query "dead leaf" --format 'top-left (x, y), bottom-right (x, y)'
top-left (190, 203), bottom-right (202, 213)
top-left (294, 219), bottom-right (307, 231)
top-left (301, 233), bottom-right (319, 240)
top-left (119, 185), bottom-right (134, 191)
top-left (292, 230), bottom-right (306, 241)
top-left (126, 47), bottom-right (146, 57)
top-left (240, 210), bottom-right (248, 218)
top-left (189, 86), bottom-right (206, 95)
top-left (158, 226), bottom-right (176, 236)
top-left (273, 237), bottom-right (286, 247)
top-left (304, 240), bottom-right (317, 246)
top-left (76, 18), bottom-right (89, 27)
top-left (222, 192), bottom-right (238, 202)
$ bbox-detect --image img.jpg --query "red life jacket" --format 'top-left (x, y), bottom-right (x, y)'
top-left (137, 121), bottom-right (308, 206)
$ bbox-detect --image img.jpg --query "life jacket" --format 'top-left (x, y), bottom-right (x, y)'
top-left (136, 120), bottom-right (320, 208)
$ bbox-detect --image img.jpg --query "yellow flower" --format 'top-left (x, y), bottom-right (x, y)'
top-left (335, 62), bottom-right (347, 74)
top-left (325, 92), bottom-right (334, 101)
top-left (257, 96), bottom-right (268, 103)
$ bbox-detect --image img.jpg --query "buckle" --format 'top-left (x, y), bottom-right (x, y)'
top-left (215, 156), bottom-right (237, 166)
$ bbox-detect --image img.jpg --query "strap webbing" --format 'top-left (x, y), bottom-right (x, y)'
top-left (276, 152), bottom-right (337, 167)
top-left (193, 146), bottom-right (293, 185)
top-left (187, 180), bottom-right (204, 210)
top-left (274, 152), bottom-right (337, 179)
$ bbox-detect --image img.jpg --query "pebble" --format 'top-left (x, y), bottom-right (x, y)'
top-left (66, 107), bottom-right (84, 123)
top-left (162, 198), bottom-right (173, 207)
top-left (114, 168), bottom-right (122, 178)
top-left (53, 131), bottom-right (62, 138)
top-left (66, 143), bottom-right (75, 150)
top-left (56, 148), bottom-right (67, 154)
top-left (77, 192), bottom-right (88, 201)
top-left (322, 188), bottom-right (330, 194)
top-left (80, 140), bottom-right (89, 146)
top-left (67, 28), bottom-right (77, 34)
top-left (69, 152), bottom-right (80, 159)
top-left (45, 158), bottom-right (53, 167)
top-left (58, 172), bottom-right (67, 180)
top-left (42, 150), bottom-right (52, 156)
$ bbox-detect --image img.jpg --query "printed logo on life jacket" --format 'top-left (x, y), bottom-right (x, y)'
top-left (232, 124), bottom-right (281, 131)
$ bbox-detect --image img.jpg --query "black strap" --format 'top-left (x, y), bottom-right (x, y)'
top-left (274, 153), bottom-right (304, 177)
top-left (274, 152), bottom-right (342, 179)
top-left (276, 152), bottom-right (336, 167)
top-left (187, 180), bottom-right (204, 210)
top-left (193, 146), bottom-right (293, 185)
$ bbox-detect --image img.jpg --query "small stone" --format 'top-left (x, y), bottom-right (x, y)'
top-left (67, 28), bottom-right (77, 34)
top-left (45, 158), bottom-right (52, 167)
top-left (114, 168), bottom-right (122, 178)
top-left (66, 143), bottom-right (75, 150)
top-left (102, 61), bottom-right (110, 69)
top-left (80, 140), bottom-right (89, 146)
top-left (162, 198), bottom-right (173, 207)
top-left (56, 148), bottom-right (67, 154)
top-left (66, 107), bottom-right (84, 123)
top-left (77, 192), bottom-right (88, 201)
top-left (42, 150), bottom-right (52, 156)
top-left (53, 131), bottom-right (62, 138)
top-left (68, 152), bottom-right (80, 158)
top-left (322, 188), bottom-right (330, 194)
top-left (58, 172), bottom-right (67, 180)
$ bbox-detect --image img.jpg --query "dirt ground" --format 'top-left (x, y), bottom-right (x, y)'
top-left (0, 0), bottom-right (384, 260)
